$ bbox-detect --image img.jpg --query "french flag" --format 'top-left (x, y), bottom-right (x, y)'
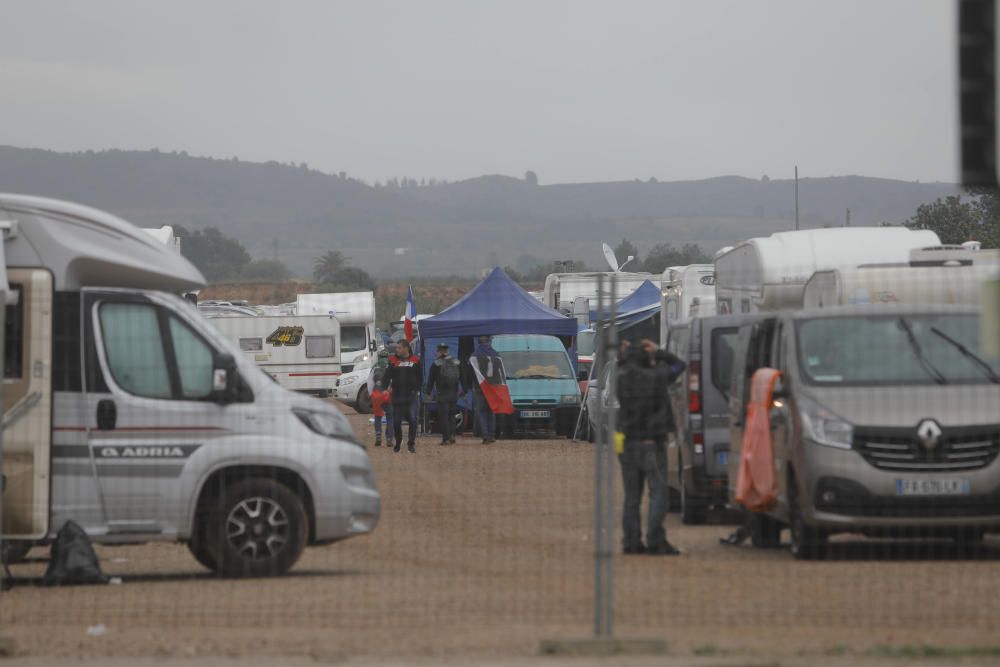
top-left (470, 357), bottom-right (514, 415)
top-left (404, 285), bottom-right (416, 342)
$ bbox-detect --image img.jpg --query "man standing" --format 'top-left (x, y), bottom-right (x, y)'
top-left (616, 338), bottom-right (686, 555)
top-left (467, 335), bottom-right (502, 444)
top-left (386, 339), bottom-right (422, 453)
top-left (426, 343), bottom-right (460, 445)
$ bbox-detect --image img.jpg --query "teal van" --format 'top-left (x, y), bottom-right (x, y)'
top-left (491, 334), bottom-right (581, 437)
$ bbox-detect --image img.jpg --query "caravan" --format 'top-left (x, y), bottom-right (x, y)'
top-left (658, 264), bottom-right (716, 347)
top-left (543, 272), bottom-right (655, 315)
top-left (0, 194), bottom-right (379, 576)
top-left (204, 313), bottom-right (342, 396)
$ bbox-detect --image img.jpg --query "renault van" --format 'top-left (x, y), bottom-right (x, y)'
top-left (727, 305), bottom-right (1000, 558)
top-left (0, 195), bottom-right (380, 576)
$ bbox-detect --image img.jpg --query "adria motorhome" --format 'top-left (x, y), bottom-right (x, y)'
top-left (0, 194), bottom-right (379, 576)
top-left (659, 264), bottom-right (716, 347)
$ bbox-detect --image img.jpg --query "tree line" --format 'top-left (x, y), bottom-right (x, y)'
top-left (900, 187), bottom-right (999, 248)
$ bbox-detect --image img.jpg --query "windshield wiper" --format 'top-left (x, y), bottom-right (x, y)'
top-left (929, 326), bottom-right (1000, 384)
top-left (897, 317), bottom-right (948, 385)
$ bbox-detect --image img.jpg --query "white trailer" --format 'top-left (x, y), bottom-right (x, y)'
top-left (713, 227), bottom-right (941, 314)
top-left (295, 292), bottom-right (377, 412)
top-left (206, 314), bottom-right (342, 395)
top-left (543, 272), bottom-right (655, 314)
top-left (659, 264), bottom-right (716, 347)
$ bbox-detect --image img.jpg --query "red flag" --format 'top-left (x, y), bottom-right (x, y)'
top-left (470, 357), bottom-right (514, 415)
top-left (404, 285), bottom-right (416, 342)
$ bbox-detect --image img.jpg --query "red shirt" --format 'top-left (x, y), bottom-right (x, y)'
top-left (371, 388), bottom-right (391, 417)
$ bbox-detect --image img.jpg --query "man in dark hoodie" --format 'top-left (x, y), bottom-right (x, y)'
top-left (386, 339), bottom-right (423, 453)
top-left (616, 338), bottom-right (686, 555)
top-left (426, 342), bottom-right (461, 445)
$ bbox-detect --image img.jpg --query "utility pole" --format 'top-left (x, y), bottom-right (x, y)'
top-left (794, 165), bottom-right (800, 231)
top-left (845, 208), bottom-right (851, 227)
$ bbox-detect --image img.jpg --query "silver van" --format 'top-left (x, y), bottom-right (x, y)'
top-left (727, 305), bottom-right (1000, 558)
top-left (665, 313), bottom-right (770, 523)
top-left (0, 195), bottom-right (380, 576)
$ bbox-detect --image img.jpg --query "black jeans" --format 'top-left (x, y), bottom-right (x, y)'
top-left (618, 439), bottom-right (669, 550)
top-left (438, 400), bottom-right (456, 441)
top-left (392, 398), bottom-right (418, 446)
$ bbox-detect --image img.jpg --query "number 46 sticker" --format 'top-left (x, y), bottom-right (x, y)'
top-left (266, 325), bottom-right (304, 346)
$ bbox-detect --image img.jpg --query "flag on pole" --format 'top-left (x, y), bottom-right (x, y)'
top-left (470, 356), bottom-right (514, 415)
top-left (404, 285), bottom-right (416, 342)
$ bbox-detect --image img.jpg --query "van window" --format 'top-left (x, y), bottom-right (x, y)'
top-left (577, 330), bottom-right (596, 356)
top-left (711, 328), bottom-right (738, 396)
top-left (99, 302), bottom-right (172, 399)
top-left (306, 336), bottom-right (336, 358)
top-left (342, 325), bottom-right (367, 353)
top-left (502, 350), bottom-right (573, 379)
top-left (168, 317), bottom-right (214, 399)
top-left (718, 298), bottom-right (732, 315)
top-left (240, 337), bottom-right (263, 352)
top-left (741, 298), bottom-right (751, 313)
top-left (3, 285), bottom-right (24, 379)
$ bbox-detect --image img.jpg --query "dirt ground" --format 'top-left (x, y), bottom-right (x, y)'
top-left (2, 403), bottom-right (1000, 665)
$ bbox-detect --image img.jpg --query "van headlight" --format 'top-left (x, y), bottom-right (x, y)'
top-left (293, 409), bottom-right (362, 447)
top-left (798, 396), bottom-right (853, 450)
top-left (561, 394), bottom-right (579, 404)
top-left (341, 375), bottom-right (358, 386)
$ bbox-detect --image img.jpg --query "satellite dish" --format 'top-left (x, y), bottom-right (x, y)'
top-left (602, 243), bottom-right (620, 272)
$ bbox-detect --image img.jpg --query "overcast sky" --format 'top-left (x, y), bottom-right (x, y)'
top-left (1, 1), bottom-right (956, 185)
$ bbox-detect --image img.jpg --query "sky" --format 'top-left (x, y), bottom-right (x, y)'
top-left (0, 1), bottom-right (957, 185)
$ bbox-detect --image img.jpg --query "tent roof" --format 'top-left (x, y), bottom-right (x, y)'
top-left (419, 267), bottom-right (578, 339)
top-left (615, 279), bottom-right (661, 313)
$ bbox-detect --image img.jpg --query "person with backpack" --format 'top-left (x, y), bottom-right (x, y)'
top-left (385, 339), bottom-right (423, 453)
top-left (616, 338), bottom-right (686, 556)
top-left (426, 343), bottom-right (461, 445)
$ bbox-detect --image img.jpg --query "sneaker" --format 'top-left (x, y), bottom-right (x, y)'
top-left (407, 443), bottom-right (416, 453)
top-left (623, 544), bottom-right (646, 555)
top-left (393, 443), bottom-right (401, 453)
top-left (374, 441), bottom-right (382, 447)
top-left (646, 542), bottom-right (682, 556)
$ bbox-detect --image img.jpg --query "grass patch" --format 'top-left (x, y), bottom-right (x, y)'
top-left (868, 644), bottom-right (1000, 659)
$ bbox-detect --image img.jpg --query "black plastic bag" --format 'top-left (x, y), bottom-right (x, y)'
top-left (43, 521), bottom-right (108, 586)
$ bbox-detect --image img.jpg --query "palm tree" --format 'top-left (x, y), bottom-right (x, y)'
top-left (313, 250), bottom-right (349, 283)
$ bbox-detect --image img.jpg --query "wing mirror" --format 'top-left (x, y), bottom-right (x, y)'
top-left (771, 378), bottom-right (788, 400)
top-left (212, 353), bottom-right (240, 404)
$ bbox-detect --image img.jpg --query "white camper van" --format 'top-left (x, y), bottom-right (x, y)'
top-left (204, 314), bottom-right (342, 396)
top-left (0, 194), bottom-right (379, 576)
top-left (543, 272), bottom-right (655, 314)
top-left (295, 292), bottom-right (377, 412)
top-left (713, 227), bottom-right (941, 315)
top-left (658, 264), bottom-right (716, 347)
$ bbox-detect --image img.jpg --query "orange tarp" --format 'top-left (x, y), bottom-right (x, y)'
top-left (734, 367), bottom-right (782, 512)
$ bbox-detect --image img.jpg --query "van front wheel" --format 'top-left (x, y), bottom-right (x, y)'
top-left (206, 478), bottom-right (308, 578)
top-left (789, 482), bottom-right (827, 560)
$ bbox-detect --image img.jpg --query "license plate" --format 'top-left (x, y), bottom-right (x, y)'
top-left (896, 478), bottom-right (970, 496)
top-left (520, 410), bottom-right (550, 419)
top-left (717, 451), bottom-right (728, 466)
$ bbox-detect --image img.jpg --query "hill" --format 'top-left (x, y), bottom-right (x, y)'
top-left (0, 146), bottom-right (959, 277)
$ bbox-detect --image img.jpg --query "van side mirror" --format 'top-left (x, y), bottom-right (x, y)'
top-left (772, 379), bottom-right (788, 400)
top-left (213, 353), bottom-right (240, 404)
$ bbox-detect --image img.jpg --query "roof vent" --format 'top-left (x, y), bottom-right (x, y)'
top-left (909, 245), bottom-right (975, 267)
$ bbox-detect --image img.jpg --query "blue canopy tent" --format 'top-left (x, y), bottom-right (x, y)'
top-left (419, 267), bottom-right (578, 340)
top-left (615, 279), bottom-right (661, 314)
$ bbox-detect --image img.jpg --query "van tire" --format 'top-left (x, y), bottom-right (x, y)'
top-left (789, 480), bottom-right (827, 560)
top-left (680, 465), bottom-right (708, 525)
top-left (206, 477), bottom-right (308, 578)
top-left (356, 386), bottom-right (372, 414)
top-left (750, 513), bottom-right (783, 548)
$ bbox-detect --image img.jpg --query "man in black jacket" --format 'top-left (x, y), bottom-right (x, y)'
top-left (616, 339), bottom-right (686, 555)
top-left (385, 340), bottom-right (423, 453)
top-left (425, 343), bottom-right (461, 445)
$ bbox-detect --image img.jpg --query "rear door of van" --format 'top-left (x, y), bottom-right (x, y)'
top-left (702, 321), bottom-right (740, 479)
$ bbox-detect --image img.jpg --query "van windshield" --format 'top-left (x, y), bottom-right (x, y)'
top-left (577, 331), bottom-right (596, 356)
top-left (342, 325), bottom-right (368, 353)
top-left (797, 314), bottom-right (997, 386)
top-left (501, 350), bottom-right (574, 379)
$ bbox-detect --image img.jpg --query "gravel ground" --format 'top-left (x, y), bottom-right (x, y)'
top-left (2, 403), bottom-right (999, 664)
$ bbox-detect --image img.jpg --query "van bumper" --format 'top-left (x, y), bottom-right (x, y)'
top-left (310, 444), bottom-right (381, 542)
top-left (801, 442), bottom-right (1000, 530)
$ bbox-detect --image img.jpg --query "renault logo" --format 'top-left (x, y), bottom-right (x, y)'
top-left (916, 419), bottom-right (942, 451)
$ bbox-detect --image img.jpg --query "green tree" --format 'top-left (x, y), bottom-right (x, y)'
top-left (313, 250), bottom-right (350, 283)
top-left (613, 238), bottom-right (639, 269)
top-left (316, 267), bottom-right (376, 291)
top-left (642, 243), bottom-right (710, 273)
top-left (240, 259), bottom-right (291, 282)
top-left (903, 195), bottom-right (981, 245)
top-left (174, 226), bottom-right (250, 282)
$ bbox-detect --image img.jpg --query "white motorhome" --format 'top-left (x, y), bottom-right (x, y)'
top-left (296, 292), bottom-right (377, 412)
top-left (140, 225), bottom-right (182, 254)
top-left (204, 313), bottom-right (342, 396)
top-left (803, 253), bottom-right (997, 309)
top-left (543, 272), bottom-right (655, 314)
top-left (0, 194), bottom-right (379, 576)
top-left (659, 264), bottom-right (716, 347)
top-left (713, 227), bottom-right (941, 314)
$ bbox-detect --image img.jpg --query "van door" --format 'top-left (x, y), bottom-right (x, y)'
top-left (767, 319), bottom-right (791, 513)
top-left (726, 318), bottom-right (777, 491)
top-left (2, 269), bottom-right (53, 540)
top-left (86, 290), bottom-right (238, 535)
